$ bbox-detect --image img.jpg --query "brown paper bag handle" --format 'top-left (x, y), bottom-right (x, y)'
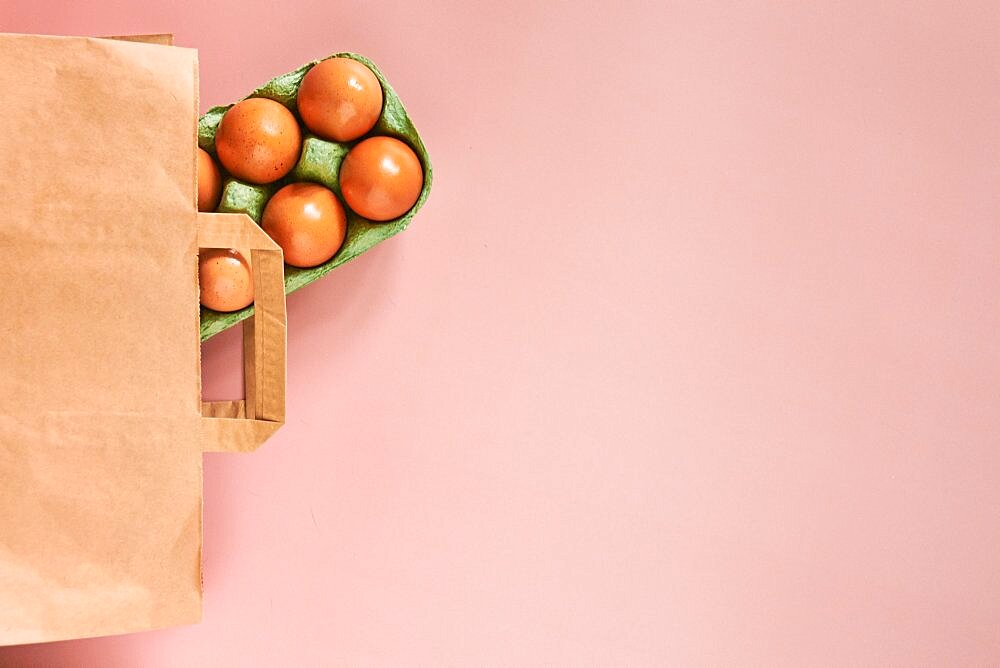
top-left (198, 212), bottom-right (287, 452)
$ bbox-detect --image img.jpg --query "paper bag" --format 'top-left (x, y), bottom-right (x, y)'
top-left (0, 33), bottom-right (286, 644)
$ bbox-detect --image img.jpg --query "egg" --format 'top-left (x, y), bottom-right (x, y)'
top-left (339, 136), bottom-right (423, 221)
top-left (197, 148), bottom-right (222, 212)
top-left (296, 57), bottom-right (383, 142)
top-left (261, 182), bottom-right (347, 268)
top-left (214, 98), bottom-right (301, 184)
top-left (199, 248), bottom-right (254, 312)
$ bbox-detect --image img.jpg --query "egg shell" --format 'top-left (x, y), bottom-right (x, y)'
top-left (197, 148), bottom-right (222, 212)
top-left (339, 136), bottom-right (423, 221)
top-left (199, 248), bottom-right (254, 312)
top-left (214, 98), bottom-right (302, 184)
top-left (296, 57), bottom-right (383, 142)
top-left (261, 183), bottom-right (347, 268)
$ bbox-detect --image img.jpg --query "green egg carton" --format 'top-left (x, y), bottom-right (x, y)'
top-left (197, 52), bottom-right (432, 341)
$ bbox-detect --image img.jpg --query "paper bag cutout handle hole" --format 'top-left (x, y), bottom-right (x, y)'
top-left (199, 212), bottom-right (287, 452)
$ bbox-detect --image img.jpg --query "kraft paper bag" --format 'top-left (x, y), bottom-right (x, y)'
top-left (0, 33), bottom-right (286, 645)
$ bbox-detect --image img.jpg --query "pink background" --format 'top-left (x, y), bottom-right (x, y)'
top-left (3, 1), bottom-right (1000, 665)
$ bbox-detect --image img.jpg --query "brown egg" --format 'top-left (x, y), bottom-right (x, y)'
top-left (261, 182), bottom-right (347, 268)
top-left (214, 98), bottom-right (301, 184)
top-left (199, 249), bottom-right (254, 312)
top-left (339, 136), bottom-right (423, 221)
top-left (197, 148), bottom-right (222, 212)
top-left (297, 57), bottom-right (383, 142)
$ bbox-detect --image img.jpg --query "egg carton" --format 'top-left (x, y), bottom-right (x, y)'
top-left (197, 52), bottom-right (432, 341)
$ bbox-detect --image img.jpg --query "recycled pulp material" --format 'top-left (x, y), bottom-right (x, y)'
top-left (197, 52), bottom-right (433, 341)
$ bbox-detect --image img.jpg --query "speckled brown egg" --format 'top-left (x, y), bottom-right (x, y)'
top-left (214, 98), bottom-right (301, 184)
top-left (199, 248), bottom-right (254, 312)
top-left (197, 148), bottom-right (222, 212)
